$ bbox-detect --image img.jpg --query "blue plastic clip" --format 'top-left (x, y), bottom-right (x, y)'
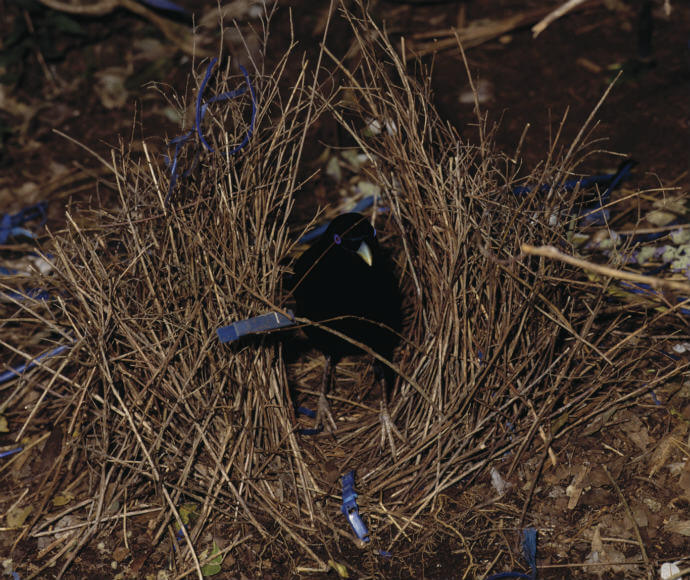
top-left (341, 470), bottom-right (369, 542)
top-left (216, 310), bottom-right (295, 343)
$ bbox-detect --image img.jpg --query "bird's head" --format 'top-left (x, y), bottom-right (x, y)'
top-left (326, 213), bottom-right (377, 267)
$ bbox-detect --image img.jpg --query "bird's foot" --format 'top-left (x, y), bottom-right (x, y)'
top-left (380, 404), bottom-right (404, 456)
top-left (316, 391), bottom-right (338, 433)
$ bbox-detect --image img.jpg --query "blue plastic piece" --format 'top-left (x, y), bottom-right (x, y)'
top-left (0, 447), bottom-right (23, 459)
top-left (619, 280), bottom-right (690, 316)
top-left (486, 528), bottom-right (537, 580)
top-left (216, 310), bottom-right (295, 343)
top-left (351, 195), bottom-right (377, 214)
top-left (341, 470), bottom-right (369, 542)
top-left (0, 343), bottom-right (71, 385)
top-left (196, 59), bottom-right (255, 154)
top-left (0, 202), bottom-right (47, 244)
top-left (298, 196), bottom-right (380, 245)
top-left (298, 222), bottom-right (329, 245)
top-left (297, 427), bottom-right (323, 436)
top-left (3, 289), bottom-right (52, 301)
top-left (166, 60), bottom-right (256, 202)
top-left (513, 160), bottom-right (635, 227)
top-left (512, 160), bottom-right (634, 197)
top-left (297, 406), bottom-right (316, 418)
top-left (176, 525), bottom-right (187, 541)
top-left (295, 406), bottom-right (323, 435)
top-left (138, 0), bottom-right (188, 14)
top-left (522, 528), bottom-right (537, 578)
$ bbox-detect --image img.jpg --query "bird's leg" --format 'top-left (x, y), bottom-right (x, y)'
top-left (376, 364), bottom-right (404, 455)
top-left (316, 355), bottom-right (338, 433)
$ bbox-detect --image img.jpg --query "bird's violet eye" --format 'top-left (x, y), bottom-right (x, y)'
top-left (333, 234), bottom-right (342, 245)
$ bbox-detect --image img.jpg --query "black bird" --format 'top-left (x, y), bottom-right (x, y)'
top-left (292, 212), bottom-right (402, 442)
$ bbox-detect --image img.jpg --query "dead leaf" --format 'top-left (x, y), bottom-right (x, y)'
top-left (582, 407), bottom-right (616, 436)
top-left (6, 505), bottom-right (32, 528)
top-left (646, 209), bottom-right (677, 227)
top-left (94, 67), bottom-right (132, 110)
top-left (566, 463), bottom-right (590, 509)
top-left (677, 461), bottom-right (690, 501)
top-left (631, 503), bottom-right (649, 528)
top-left (52, 491), bottom-right (75, 507)
top-left (649, 422), bottom-right (688, 477)
top-left (652, 197), bottom-right (688, 215)
top-left (33, 426), bottom-right (63, 477)
top-left (619, 411), bottom-right (650, 451)
top-left (584, 524), bottom-right (629, 576)
top-left (665, 519), bottom-right (690, 537)
top-left (544, 464), bottom-right (572, 485)
top-left (590, 524), bottom-right (603, 552)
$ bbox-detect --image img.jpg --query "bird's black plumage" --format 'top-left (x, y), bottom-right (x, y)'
top-left (291, 212), bottom-right (402, 434)
top-left (293, 213), bottom-right (401, 361)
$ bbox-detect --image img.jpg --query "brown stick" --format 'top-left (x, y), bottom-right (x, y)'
top-left (521, 244), bottom-right (690, 294)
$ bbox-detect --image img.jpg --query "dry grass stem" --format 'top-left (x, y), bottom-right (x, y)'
top-left (1, 3), bottom-right (684, 577)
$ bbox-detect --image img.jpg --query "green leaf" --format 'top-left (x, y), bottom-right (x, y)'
top-left (179, 502), bottom-right (197, 525)
top-left (329, 559), bottom-right (349, 578)
top-left (201, 541), bottom-right (223, 576)
top-left (6, 505), bottom-right (32, 528)
top-left (52, 492), bottom-right (75, 507)
top-left (50, 13), bottom-right (86, 36)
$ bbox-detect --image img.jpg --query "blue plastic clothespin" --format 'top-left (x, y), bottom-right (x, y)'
top-left (341, 470), bottom-right (369, 542)
top-left (216, 310), bottom-right (295, 343)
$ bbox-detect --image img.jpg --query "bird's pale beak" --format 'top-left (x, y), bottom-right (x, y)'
top-left (357, 241), bottom-right (373, 267)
